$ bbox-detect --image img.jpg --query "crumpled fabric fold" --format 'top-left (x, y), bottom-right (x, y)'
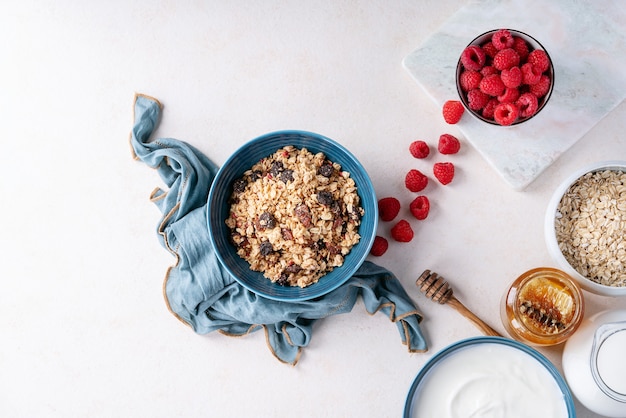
top-left (130, 93), bottom-right (427, 365)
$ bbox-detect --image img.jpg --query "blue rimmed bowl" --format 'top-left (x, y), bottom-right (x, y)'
top-left (404, 337), bottom-right (576, 417)
top-left (207, 130), bottom-right (377, 302)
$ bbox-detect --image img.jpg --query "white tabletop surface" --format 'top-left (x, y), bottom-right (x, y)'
top-left (2, 1), bottom-right (624, 417)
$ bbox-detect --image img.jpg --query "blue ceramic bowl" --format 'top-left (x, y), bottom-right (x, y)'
top-left (404, 337), bottom-right (576, 417)
top-left (207, 130), bottom-right (378, 302)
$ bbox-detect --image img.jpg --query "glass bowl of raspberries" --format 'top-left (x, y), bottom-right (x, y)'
top-left (456, 28), bottom-right (554, 126)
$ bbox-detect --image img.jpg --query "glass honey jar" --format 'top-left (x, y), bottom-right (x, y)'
top-left (501, 267), bottom-right (584, 346)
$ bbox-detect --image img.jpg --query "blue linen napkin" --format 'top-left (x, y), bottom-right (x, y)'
top-left (130, 93), bottom-right (427, 365)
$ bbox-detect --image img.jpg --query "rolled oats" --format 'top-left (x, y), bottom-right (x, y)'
top-left (555, 169), bottom-right (626, 287)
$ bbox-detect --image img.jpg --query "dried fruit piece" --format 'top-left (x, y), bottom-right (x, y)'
top-left (390, 219), bottom-right (414, 242)
top-left (233, 178), bottom-right (247, 194)
top-left (294, 203), bottom-right (312, 227)
top-left (405, 169), bottom-right (428, 192)
top-left (378, 197), bottom-right (401, 222)
top-left (317, 190), bottom-right (334, 206)
top-left (409, 140), bottom-right (430, 159)
top-left (438, 134), bottom-right (461, 155)
top-left (410, 196), bottom-right (430, 220)
top-left (259, 241), bottom-right (274, 256)
top-left (258, 212), bottom-right (277, 230)
top-left (433, 162), bottom-right (455, 185)
top-left (317, 162), bottom-right (334, 177)
top-left (279, 169), bottom-right (294, 183)
top-left (370, 235), bottom-right (389, 256)
top-left (269, 161), bottom-right (284, 178)
top-left (442, 100), bottom-right (464, 124)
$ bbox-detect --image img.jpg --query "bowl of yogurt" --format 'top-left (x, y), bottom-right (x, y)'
top-left (403, 337), bottom-right (575, 418)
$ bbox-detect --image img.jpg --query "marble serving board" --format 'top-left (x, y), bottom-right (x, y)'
top-left (403, 0), bottom-right (626, 190)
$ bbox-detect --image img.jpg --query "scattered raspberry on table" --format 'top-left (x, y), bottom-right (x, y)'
top-left (409, 140), bottom-right (430, 159)
top-left (442, 100), bottom-right (464, 124)
top-left (390, 220), bottom-right (414, 243)
top-left (410, 196), bottom-right (430, 220)
top-left (433, 162), bottom-right (455, 185)
top-left (405, 169), bottom-right (428, 192)
top-left (438, 134), bottom-right (460, 155)
top-left (378, 197), bottom-right (401, 222)
top-left (369, 236), bottom-right (389, 256)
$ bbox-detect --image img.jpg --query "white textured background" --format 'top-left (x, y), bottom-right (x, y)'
top-left (1, 1), bottom-right (623, 416)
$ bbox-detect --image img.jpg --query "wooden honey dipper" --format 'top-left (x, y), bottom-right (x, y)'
top-left (416, 269), bottom-right (502, 337)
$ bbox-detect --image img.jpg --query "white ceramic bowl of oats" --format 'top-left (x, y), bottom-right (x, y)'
top-left (545, 161), bottom-right (626, 297)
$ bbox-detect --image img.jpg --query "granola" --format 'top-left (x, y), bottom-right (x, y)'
top-left (225, 146), bottom-right (363, 288)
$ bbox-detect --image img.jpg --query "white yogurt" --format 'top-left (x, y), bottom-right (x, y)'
top-left (410, 343), bottom-right (568, 418)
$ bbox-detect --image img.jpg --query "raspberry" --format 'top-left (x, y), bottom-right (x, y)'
top-left (521, 62), bottom-right (542, 85)
top-left (493, 102), bottom-right (519, 126)
top-left (378, 197), bottom-right (401, 222)
top-left (405, 169), bottom-right (428, 192)
top-left (529, 75), bottom-right (551, 97)
top-left (409, 140), bottom-right (430, 159)
top-left (512, 36), bottom-right (530, 61)
top-left (497, 87), bottom-right (520, 104)
top-left (442, 100), bottom-right (464, 124)
top-left (410, 196), bottom-right (430, 220)
top-left (370, 236), bottom-right (389, 256)
top-left (492, 29), bottom-right (514, 50)
top-left (479, 74), bottom-right (505, 96)
top-left (460, 45), bottom-right (486, 71)
top-left (482, 98), bottom-right (499, 120)
top-left (516, 92), bottom-right (539, 118)
top-left (466, 89), bottom-right (489, 110)
top-left (459, 70), bottom-right (482, 91)
top-left (433, 162), bottom-right (455, 185)
top-left (481, 41), bottom-right (498, 58)
top-left (480, 65), bottom-right (498, 77)
top-left (527, 49), bottom-right (550, 73)
top-left (438, 134), bottom-right (461, 155)
top-left (390, 220), bottom-right (414, 242)
top-left (493, 48), bottom-right (520, 71)
top-left (500, 66), bottom-right (522, 88)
